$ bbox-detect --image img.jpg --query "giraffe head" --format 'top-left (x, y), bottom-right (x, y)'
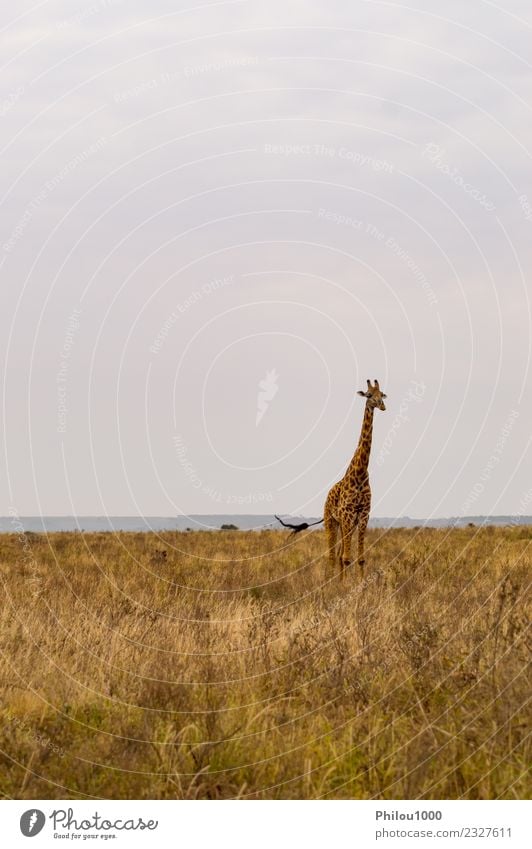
top-left (357, 379), bottom-right (387, 411)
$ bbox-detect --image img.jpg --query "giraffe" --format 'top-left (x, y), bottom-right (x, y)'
top-left (324, 379), bottom-right (387, 577)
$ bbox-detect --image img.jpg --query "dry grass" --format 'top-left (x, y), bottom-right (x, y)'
top-left (0, 525), bottom-right (530, 799)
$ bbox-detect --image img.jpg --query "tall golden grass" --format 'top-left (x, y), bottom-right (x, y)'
top-left (0, 525), bottom-right (529, 799)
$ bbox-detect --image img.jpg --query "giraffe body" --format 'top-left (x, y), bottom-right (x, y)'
top-left (324, 380), bottom-right (386, 577)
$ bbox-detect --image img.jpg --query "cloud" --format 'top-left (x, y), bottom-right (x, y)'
top-left (0, 0), bottom-right (530, 517)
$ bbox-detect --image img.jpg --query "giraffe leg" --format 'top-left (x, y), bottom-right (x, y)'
top-left (339, 519), bottom-right (355, 578)
top-left (324, 513), bottom-right (339, 572)
top-left (357, 510), bottom-right (370, 572)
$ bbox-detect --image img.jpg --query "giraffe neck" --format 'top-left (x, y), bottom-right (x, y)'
top-left (346, 404), bottom-right (374, 481)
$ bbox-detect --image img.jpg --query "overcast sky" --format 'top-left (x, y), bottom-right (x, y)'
top-left (1, 0), bottom-right (531, 519)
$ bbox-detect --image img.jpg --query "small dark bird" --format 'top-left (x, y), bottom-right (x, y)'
top-left (274, 515), bottom-right (323, 535)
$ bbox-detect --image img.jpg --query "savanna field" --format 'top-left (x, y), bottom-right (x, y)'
top-left (0, 526), bottom-right (529, 800)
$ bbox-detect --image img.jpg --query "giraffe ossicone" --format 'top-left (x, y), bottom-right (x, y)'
top-left (324, 379), bottom-right (387, 577)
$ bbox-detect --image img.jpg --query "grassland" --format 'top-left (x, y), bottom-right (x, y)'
top-left (0, 525), bottom-right (529, 799)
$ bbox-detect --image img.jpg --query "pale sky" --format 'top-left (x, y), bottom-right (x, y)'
top-left (1, 0), bottom-right (531, 518)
